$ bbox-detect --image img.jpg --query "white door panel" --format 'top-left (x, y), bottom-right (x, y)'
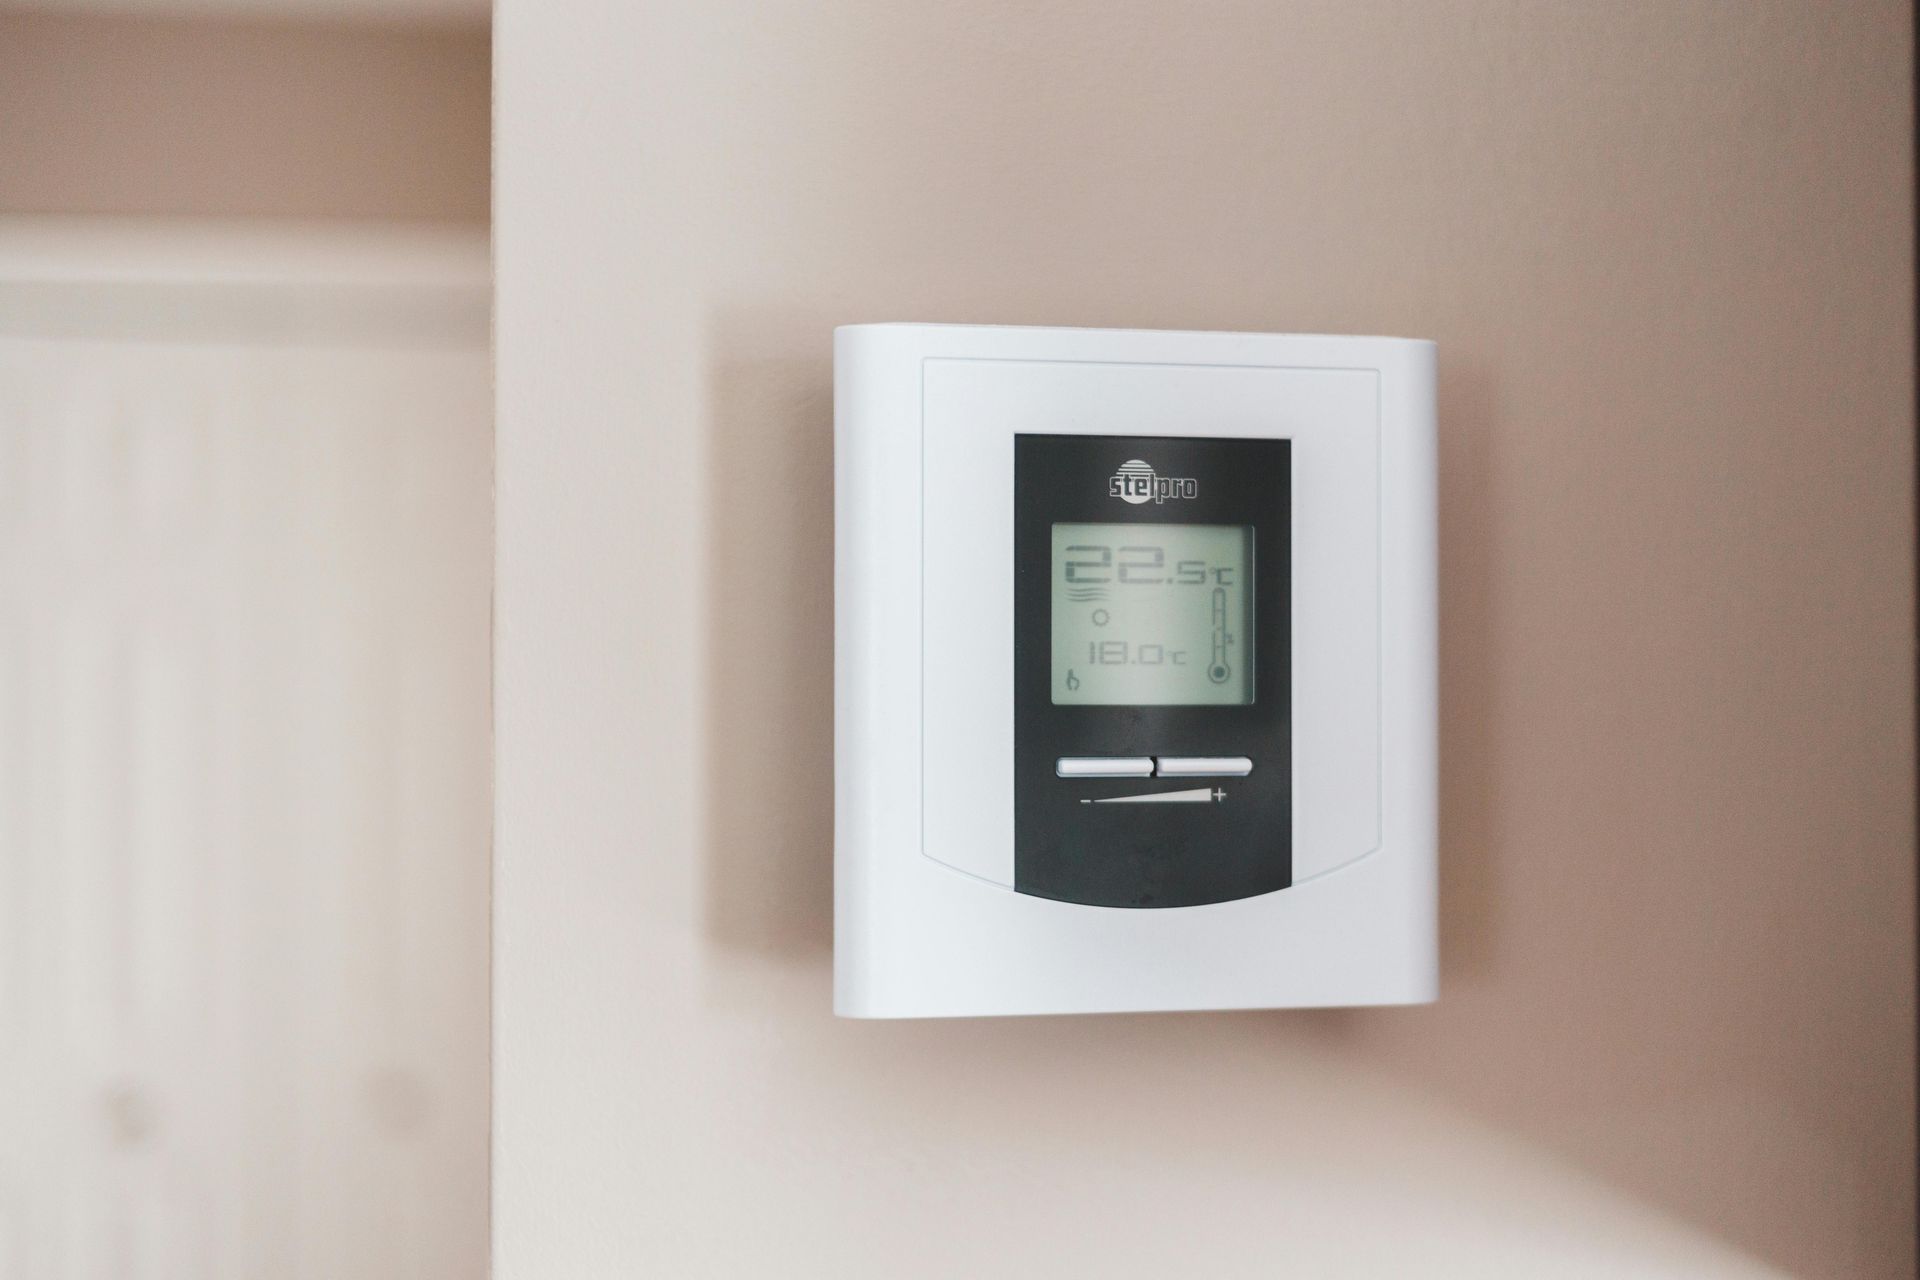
top-left (0, 226), bottom-right (490, 1280)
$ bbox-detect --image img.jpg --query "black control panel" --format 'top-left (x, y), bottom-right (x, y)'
top-left (1013, 434), bottom-right (1292, 908)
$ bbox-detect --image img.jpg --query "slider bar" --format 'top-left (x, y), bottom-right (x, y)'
top-left (1079, 788), bottom-right (1218, 805)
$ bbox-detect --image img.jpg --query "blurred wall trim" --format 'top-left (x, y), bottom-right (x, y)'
top-left (0, 218), bottom-right (488, 346)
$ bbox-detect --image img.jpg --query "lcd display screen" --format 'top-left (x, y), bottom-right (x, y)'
top-left (1050, 522), bottom-right (1253, 705)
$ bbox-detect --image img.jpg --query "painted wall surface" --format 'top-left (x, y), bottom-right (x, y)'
top-left (0, 14), bottom-right (490, 222)
top-left (495, 3), bottom-right (1914, 1276)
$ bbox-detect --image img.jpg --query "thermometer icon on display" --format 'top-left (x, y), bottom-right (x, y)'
top-left (1207, 586), bottom-right (1231, 684)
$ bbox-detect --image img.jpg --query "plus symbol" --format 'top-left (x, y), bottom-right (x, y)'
top-left (1211, 787), bottom-right (1226, 803)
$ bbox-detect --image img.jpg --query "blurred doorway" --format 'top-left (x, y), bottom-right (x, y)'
top-left (0, 223), bottom-right (491, 1276)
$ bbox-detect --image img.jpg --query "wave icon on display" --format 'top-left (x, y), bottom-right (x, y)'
top-left (1066, 586), bottom-right (1109, 602)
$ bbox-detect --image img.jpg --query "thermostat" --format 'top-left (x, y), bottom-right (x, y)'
top-left (835, 324), bottom-right (1437, 1017)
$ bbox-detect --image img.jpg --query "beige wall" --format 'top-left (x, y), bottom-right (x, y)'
top-left (0, 13), bottom-right (489, 222)
top-left (495, 3), bottom-right (1914, 1276)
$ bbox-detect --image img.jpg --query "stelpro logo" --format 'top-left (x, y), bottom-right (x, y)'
top-left (1108, 459), bottom-right (1197, 505)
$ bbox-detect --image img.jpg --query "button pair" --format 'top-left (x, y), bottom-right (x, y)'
top-left (1055, 756), bottom-right (1252, 778)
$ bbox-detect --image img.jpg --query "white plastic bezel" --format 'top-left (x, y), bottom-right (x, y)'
top-left (836, 325), bottom-right (1436, 1017)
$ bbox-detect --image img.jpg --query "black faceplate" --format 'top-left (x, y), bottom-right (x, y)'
top-left (1014, 434), bottom-right (1292, 908)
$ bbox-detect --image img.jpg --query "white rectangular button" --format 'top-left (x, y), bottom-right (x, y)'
top-left (1154, 756), bottom-right (1253, 777)
top-left (1055, 757), bottom-right (1155, 778)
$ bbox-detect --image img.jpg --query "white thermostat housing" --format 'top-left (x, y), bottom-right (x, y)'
top-left (835, 324), bottom-right (1436, 1017)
